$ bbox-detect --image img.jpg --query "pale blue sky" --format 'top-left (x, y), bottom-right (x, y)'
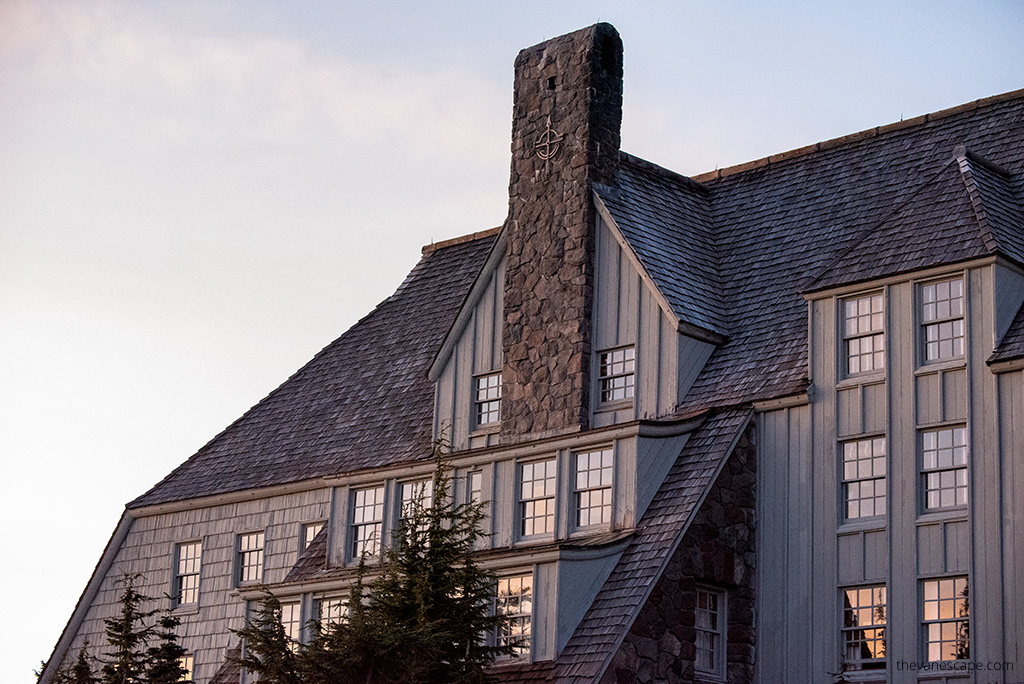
top-left (2, 1), bottom-right (1021, 680)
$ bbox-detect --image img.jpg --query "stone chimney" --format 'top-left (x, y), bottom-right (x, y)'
top-left (501, 23), bottom-right (623, 441)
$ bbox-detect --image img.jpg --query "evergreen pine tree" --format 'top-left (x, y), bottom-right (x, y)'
top-left (146, 612), bottom-right (190, 684)
top-left (41, 644), bottom-right (98, 684)
top-left (100, 574), bottom-right (157, 684)
top-left (231, 591), bottom-right (300, 684)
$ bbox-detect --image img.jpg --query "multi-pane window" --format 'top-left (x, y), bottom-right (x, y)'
top-left (302, 522), bottom-right (325, 551)
top-left (921, 278), bottom-right (965, 361)
top-left (519, 459), bottom-right (557, 537)
top-left (280, 601), bottom-right (302, 652)
top-left (574, 448), bottom-right (613, 528)
top-left (494, 573), bottom-right (533, 657)
top-left (844, 293), bottom-right (885, 375)
top-left (923, 577), bottom-right (970, 661)
top-left (399, 479), bottom-right (434, 538)
top-left (237, 532), bottom-right (264, 584)
top-left (598, 346), bottom-right (635, 403)
top-left (177, 654), bottom-right (193, 682)
top-left (474, 372), bottom-right (502, 427)
top-left (468, 470), bottom-right (483, 503)
top-left (695, 587), bottom-right (726, 677)
top-left (842, 585), bottom-right (886, 671)
top-left (318, 597), bottom-right (348, 627)
top-left (922, 427), bottom-right (968, 510)
top-left (174, 541), bottom-right (201, 606)
top-left (351, 486), bottom-right (385, 558)
top-left (841, 437), bottom-right (886, 520)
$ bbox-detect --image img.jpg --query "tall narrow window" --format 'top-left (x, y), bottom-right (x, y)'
top-left (474, 372), bottom-right (502, 427)
top-left (351, 486), bottom-right (385, 558)
top-left (841, 437), bottom-right (886, 520)
top-left (598, 346), bottom-right (635, 403)
top-left (177, 654), bottom-right (193, 682)
top-left (922, 427), bottom-right (968, 510)
top-left (468, 470), bottom-right (483, 504)
top-left (280, 601), bottom-right (302, 652)
top-left (923, 577), bottom-right (969, 661)
top-left (843, 293), bottom-right (885, 375)
top-left (301, 522), bottom-right (325, 551)
top-left (519, 459), bottom-right (556, 537)
top-left (696, 587), bottom-right (726, 678)
top-left (494, 573), bottom-right (533, 657)
top-left (921, 278), bottom-right (964, 361)
top-left (237, 532), bottom-right (264, 584)
top-left (574, 448), bottom-right (613, 528)
top-left (399, 479), bottom-right (433, 538)
top-left (174, 541), bottom-right (201, 606)
top-left (842, 585), bottom-right (886, 671)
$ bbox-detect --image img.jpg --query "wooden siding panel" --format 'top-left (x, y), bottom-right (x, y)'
top-left (863, 530), bottom-right (887, 581)
top-left (941, 368), bottom-right (967, 422)
top-left (916, 372), bottom-right (940, 425)
top-left (836, 386), bottom-right (859, 437)
top-left (997, 370), bottom-right (1023, 666)
top-left (837, 533), bottom-right (862, 583)
top-left (943, 520), bottom-right (969, 573)
top-left (863, 381), bottom-right (886, 433)
top-left (916, 523), bottom-right (943, 575)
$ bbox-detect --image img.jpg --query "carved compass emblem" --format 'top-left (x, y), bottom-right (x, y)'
top-left (534, 119), bottom-right (564, 161)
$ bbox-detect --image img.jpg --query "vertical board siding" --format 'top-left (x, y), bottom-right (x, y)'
top-left (997, 370), bottom-right (1023, 667)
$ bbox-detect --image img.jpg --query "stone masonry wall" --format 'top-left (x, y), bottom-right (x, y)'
top-left (501, 23), bottom-right (623, 441)
top-left (602, 424), bottom-right (757, 684)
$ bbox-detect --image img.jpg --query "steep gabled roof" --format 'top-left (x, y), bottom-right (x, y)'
top-left (130, 235), bottom-right (496, 508)
top-left (991, 300), bottom-right (1024, 364)
top-left (673, 92), bottom-right (1024, 414)
top-left (595, 155), bottom-right (727, 337)
top-left (554, 407), bottom-right (752, 682)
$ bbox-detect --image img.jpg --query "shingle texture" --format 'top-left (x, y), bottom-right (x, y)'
top-left (130, 235), bottom-right (495, 508)
top-left (553, 408), bottom-right (752, 682)
top-left (282, 526), bottom-right (328, 583)
top-left (991, 301), bottom-right (1024, 363)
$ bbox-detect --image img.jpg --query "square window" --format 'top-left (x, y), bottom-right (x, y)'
top-left (173, 541), bottom-right (201, 606)
top-left (598, 346), bottom-right (635, 403)
top-left (841, 438), bottom-right (886, 520)
top-left (494, 573), bottom-right (533, 657)
top-left (301, 522), bottom-right (325, 552)
top-left (574, 448), bottom-right (613, 528)
top-left (519, 459), bottom-right (556, 537)
top-left (922, 577), bottom-right (969, 661)
top-left (842, 585), bottom-right (886, 670)
top-left (843, 293), bottom-right (885, 375)
top-left (921, 278), bottom-right (965, 362)
top-left (317, 597), bottom-right (348, 627)
top-left (696, 587), bottom-right (727, 677)
top-left (921, 427), bottom-right (968, 510)
top-left (474, 372), bottom-right (502, 427)
top-left (237, 532), bottom-right (264, 585)
top-left (351, 486), bottom-right (385, 558)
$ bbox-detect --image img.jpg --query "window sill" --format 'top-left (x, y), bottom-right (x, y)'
top-left (836, 372), bottom-right (885, 389)
top-left (470, 424), bottom-right (501, 437)
top-left (837, 518), bottom-right (886, 534)
top-left (595, 399), bottom-right (633, 414)
top-left (916, 510), bottom-right (968, 525)
top-left (172, 604), bottom-right (200, 616)
top-left (915, 359), bottom-right (966, 375)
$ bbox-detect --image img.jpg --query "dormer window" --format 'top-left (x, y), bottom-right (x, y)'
top-left (843, 293), bottom-right (884, 375)
top-left (921, 277), bottom-right (964, 362)
top-left (474, 372), bottom-right (502, 427)
top-left (598, 346), bottom-right (635, 403)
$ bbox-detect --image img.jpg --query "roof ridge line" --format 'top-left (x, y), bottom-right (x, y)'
top-left (691, 88), bottom-right (1024, 184)
top-left (421, 226), bottom-right (502, 254)
top-left (616, 151), bottom-right (709, 192)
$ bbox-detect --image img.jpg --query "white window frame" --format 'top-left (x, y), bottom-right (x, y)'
top-left (921, 426), bottom-right (968, 511)
top-left (597, 345), bottom-right (635, 405)
top-left (473, 371), bottom-right (503, 428)
top-left (397, 478), bottom-right (434, 540)
top-left (173, 540), bottom-right (202, 607)
top-left (317, 596), bottom-right (349, 628)
top-left (920, 276), bottom-right (965, 363)
top-left (178, 653), bottom-right (193, 682)
top-left (279, 600), bottom-right (302, 652)
top-left (922, 576), bottom-right (970, 662)
top-left (300, 521), bottom-right (325, 552)
top-left (572, 447), bottom-right (613, 530)
top-left (350, 486), bottom-right (385, 559)
top-left (236, 532), bottom-right (264, 585)
top-left (841, 584), bottom-right (886, 672)
top-left (493, 572), bottom-right (533, 659)
top-left (842, 292), bottom-right (885, 376)
top-left (518, 458), bottom-right (557, 539)
top-left (695, 585), bottom-right (727, 679)
top-left (840, 437), bottom-right (887, 521)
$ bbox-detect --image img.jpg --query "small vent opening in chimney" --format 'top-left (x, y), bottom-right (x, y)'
top-left (547, 76), bottom-right (556, 90)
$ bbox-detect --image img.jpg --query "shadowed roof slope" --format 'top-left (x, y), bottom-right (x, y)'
top-left (130, 235), bottom-right (496, 508)
top-left (991, 301), bottom-right (1024, 364)
top-left (676, 92), bottom-right (1024, 414)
